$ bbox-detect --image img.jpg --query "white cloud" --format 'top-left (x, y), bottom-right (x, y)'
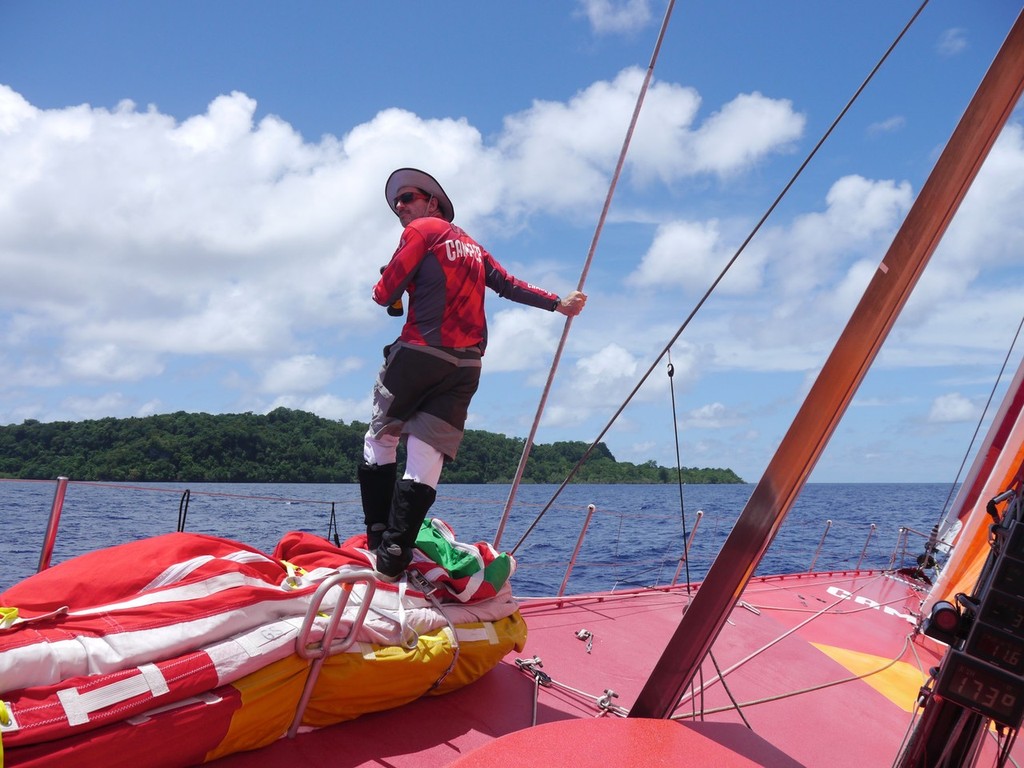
top-left (1, 49), bottom-right (1022, 490)
top-left (136, 399), bottom-right (162, 417)
top-left (578, 342), bottom-right (639, 381)
top-left (627, 218), bottom-right (761, 293)
top-left (576, 0), bottom-right (652, 34)
top-left (267, 393), bottom-right (367, 423)
top-left (497, 69), bottom-right (652, 215)
top-left (627, 172), bottom-right (914, 363)
top-left (769, 174), bottom-right (912, 300)
top-left (496, 69), bottom-right (805, 217)
top-left (0, 70), bottom-right (810, 415)
top-left (892, 124), bottom-right (1024, 339)
top-left (868, 116), bottom-right (906, 137)
top-left (680, 401), bottom-right (742, 429)
top-left (937, 123), bottom-right (1024, 270)
top-left (0, 85), bottom-right (36, 133)
top-left (62, 344), bottom-right (164, 382)
top-left (938, 28), bottom-right (968, 57)
top-left (927, 393), bottom-right (978, 423)
top-left (0, 90), bottom-right (379, 343)
top-left (627, 88), bottom-right (805, 184)
top-left (0, 84), bottom-right (581, 424)
top-left (538, 343), bottom-right (645, 429)
top-left (569, 341), bottom-right (696, 411)
top-left (689, 93), bottom-right (804, 176)
top-left (58, 392), bottom-right (140, 421)
top-left (483, 308), bottom-right (562, 372)
top-left (260, 354), bottom-right (335, 394)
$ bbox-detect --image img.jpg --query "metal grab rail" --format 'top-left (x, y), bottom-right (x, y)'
top-left (288, 569), bottom-right (378, 738)
top-left (889, 524), bottom-right (952, 573)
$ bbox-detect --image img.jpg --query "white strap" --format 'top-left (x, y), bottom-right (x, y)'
top-left (396, 577), bottom-right (413, 648)
top-left (455, 622), bottom-right (499, 645)
top-left (58, 663), bottom-right (169, 726)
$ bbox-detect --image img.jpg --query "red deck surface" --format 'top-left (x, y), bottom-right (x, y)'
top-left (205, 569), bottom-right (1016, 768)
top-left (449, 718), bottom-right (804, 767)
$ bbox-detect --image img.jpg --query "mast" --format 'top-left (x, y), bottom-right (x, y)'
top-left (630, 9), bottom-right (1024, 720)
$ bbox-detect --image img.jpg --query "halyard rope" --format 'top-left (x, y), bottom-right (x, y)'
top-left (493, 0), bottom-right (680, 550)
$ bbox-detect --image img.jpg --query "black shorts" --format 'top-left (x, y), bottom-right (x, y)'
top-left (367, 342), bottom-right (482, 460)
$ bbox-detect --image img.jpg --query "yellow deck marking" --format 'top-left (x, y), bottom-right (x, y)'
top-left (812, 643), bottom-right (926, 714)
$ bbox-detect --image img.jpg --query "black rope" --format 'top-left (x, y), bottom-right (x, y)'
top-left (326, 501), bottom-right (341, 546)
top-left (666, 355), bottom-right (692, 586)
top-left (177, 489), bottom-right (190, 533)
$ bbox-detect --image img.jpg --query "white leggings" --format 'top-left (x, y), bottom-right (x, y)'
top-left (363, 432), bottom-right (444, 489)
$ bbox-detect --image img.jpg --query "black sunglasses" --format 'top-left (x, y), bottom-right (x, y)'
top-left (394, 191), bottom-right (430, 206)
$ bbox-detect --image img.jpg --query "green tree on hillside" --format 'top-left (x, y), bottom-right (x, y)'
top-left (0, 409), bottom-right (744, 485)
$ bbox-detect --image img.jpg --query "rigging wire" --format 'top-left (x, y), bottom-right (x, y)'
top-left (665, 350), bottom-right (707, 716)
top-left (666, 352), bottom-right (692, 586)
top-left (708, 650), bottom-right (752, 729)
top-left (673, 631), bottom-right (918, 720)
top-left (508, 0), bottom-right (931, 557)
top-left (492, 0), bottom-right (679, 549)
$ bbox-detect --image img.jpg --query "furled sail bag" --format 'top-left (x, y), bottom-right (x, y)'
top-left (0, 522), bottom-right (525, 767)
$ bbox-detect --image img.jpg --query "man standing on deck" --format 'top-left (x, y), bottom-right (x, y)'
top-left (359, 167), bottom-right (587, 580)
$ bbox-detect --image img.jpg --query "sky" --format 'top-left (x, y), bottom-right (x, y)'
top-left (1, 1), bottom-right (1022, 484)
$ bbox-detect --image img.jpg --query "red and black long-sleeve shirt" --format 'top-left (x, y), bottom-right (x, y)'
top-left (373, 217), bottom-right (559, 353)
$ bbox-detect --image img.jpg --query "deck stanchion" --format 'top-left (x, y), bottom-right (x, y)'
top-left (37, 476), bottom-right (69, 572)
top-left (808, 520), bottom-right (832, 572)
top-left (672, 509), bottom-right (703, 586)
top-left (889, 526), bottom-right (911, 570)
top-left (557, 504), bottom-right (596, 600)
top-left (856, 523), bottom-right (877, 570)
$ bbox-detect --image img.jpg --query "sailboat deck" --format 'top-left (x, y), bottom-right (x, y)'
top-left (207, 568), bottom-right (1005, 768)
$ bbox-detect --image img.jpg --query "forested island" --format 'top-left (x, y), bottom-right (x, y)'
top-left (0, 408), bottom-right (744, 485)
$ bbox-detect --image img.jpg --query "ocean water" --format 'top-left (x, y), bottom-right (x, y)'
top-left (0, 480), bottom-right (955, 596)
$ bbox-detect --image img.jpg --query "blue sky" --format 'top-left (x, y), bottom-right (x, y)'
top-left (1, 1), bottom-right (1022, 483)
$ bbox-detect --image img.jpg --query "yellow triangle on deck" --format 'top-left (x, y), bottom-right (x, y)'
top-left (812, 642), bottom-right (927, 713)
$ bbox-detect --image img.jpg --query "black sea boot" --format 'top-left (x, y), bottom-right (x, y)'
top-left (358, 462), bottom-right (397, 550)
top-left (375, 479), bottom-right (437, 579)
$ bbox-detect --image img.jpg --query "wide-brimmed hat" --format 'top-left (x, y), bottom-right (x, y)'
top-left (385, 167), bottom-right (455, 222)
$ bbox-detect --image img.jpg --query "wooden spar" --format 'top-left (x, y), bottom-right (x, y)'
top-left (630, 10), bottom-right (1024, 720)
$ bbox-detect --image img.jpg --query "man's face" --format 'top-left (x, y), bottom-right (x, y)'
top-left (394, 186), bottom-right (432, 226)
